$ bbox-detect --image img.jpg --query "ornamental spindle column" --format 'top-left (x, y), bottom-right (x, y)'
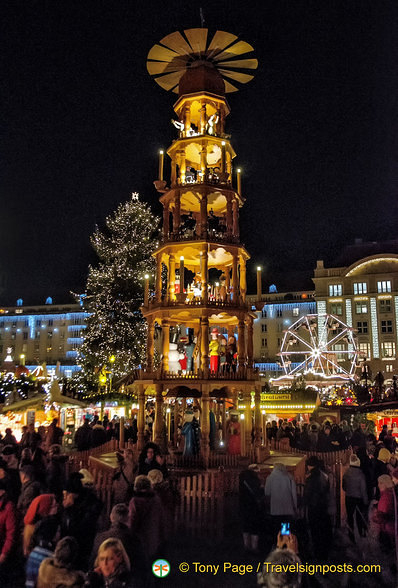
top-left (173, 193), bottom-right (181, 234)
top-left (201, 384), bottom-right (210, 467)
top-left (239, 258), bottom-right (247, 302)
top-left (163, 204), bottom-right (170, 239)
top-left (232, 253), bottom-right (238, 303)
top-left (238, 319), bottom-right (246, 369)
top-left (226, 195), bottom-right (233, 235)
top-left (162, 319), bottom-right (170, 372)
top-left (200, 194), bottom-right (208, 238)
top-left (154, 383), bottom-right (164, 448)
top-left (168, 255), bottom-right (175, 301)
top-left (155, 255), bottom-right (162, 302)
top-left (200, 317), bottom-right (209, 377)
top-left (232, 199), bottom-right (239, 238)
top-left (201, 248), bottom-right (208, 303)
top-left (146, 317), bottom-right (155, 372)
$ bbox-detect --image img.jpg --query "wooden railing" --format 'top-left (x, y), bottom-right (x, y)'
top-left (66, 439), bottom-right (119, 474)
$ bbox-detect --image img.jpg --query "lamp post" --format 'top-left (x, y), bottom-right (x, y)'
top-left (109, 355), bottom-right (116, 394)
top-left (256, 266), bottom-right (262, 301)
top-left (158, 150), bottom-right (164, 181)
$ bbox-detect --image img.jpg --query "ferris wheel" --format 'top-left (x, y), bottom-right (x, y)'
top-left (278, 313), bottom-right (358, 378)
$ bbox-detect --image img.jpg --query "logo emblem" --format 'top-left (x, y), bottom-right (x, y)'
top-left (152, 559), bottom-right (171, 578)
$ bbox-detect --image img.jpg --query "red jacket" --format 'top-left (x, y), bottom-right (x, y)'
top-left (0, 497), bottom-right (17, 560)
top-left (373, 488), bottom-right (395, 539)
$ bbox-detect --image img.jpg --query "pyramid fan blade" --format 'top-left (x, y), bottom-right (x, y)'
top-left (159, 31), bottom-right (194, 57)
top-left (218, 69), bottom-right (254, 83)
top-left (223, 80), bottom-right (239, 93)
top-left (207, 30), bottom-right (238, 56)
top-left (184, 28), bottom-right (208, 55)
top-left (147, 44), bottom-right (180, 63)
top-left (155, 70), bottom-right (185, 91)
top-left (217, 58), bottom-right (258, 70)
top-left (213, 41), bottom-right (255, 62)
top-left (147, 61), bottom-right (182, 75)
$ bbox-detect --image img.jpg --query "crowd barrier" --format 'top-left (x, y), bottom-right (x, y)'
top-left (74, 440), bottom-right (351, 536)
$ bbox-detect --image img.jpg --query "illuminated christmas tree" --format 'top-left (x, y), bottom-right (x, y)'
top-left (78, 193), bottom-right (159, 390)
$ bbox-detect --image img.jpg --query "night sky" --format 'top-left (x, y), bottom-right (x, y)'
top-left (2, 1), bottom-right (398, 305)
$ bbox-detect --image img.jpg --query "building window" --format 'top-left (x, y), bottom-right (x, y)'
top-left (277, 323), bottom-right (284, 332)
top-left (379, 299), bottom-right (392, 313)
top-left (377, 280), bottom-right (392, 293)
top-left (73, 317), bottom-right (82, 325)
top-left (0, 323), bottom-right (3, 329)
top-left (261, 338), bottom-right (267, 347)
top-left (381, 342), bottom-right (396, 358)
top-left (35, 331), bottom-right (40, 339)
top-left (353, 282), bottom-right (367, 295)
top-left (292, 308), bottom-right (299, 316)
top-left (329, 284), bottom-right (342, 297)
top-left (261, 309), bottom-right (267, 318)
top-left (34, 343), bottom-right (39, 351)
top-left (381, 320), bottom-right (393, 333)
top-left (358, 342), bottom-right (371, 359)
top-left (22, 343), bottom-right (27, 353)
top-left (331, 303), bottom-right (343, 316)
top-left (24, 319), bottom-right (29, 327)
top-left (47, 331), bottom-right (53, 339)
top-left (11, 333), bottom-right (15, 340)
top-left (277, 338), bottom-right (281, 347)
top-left (357, 321), bottom-right (368, 334)
top-left (355, 302), bottom-right (368, 314)
top-left (12, 321), bottom-right (16, 328)
top-left (46, 346), bottom-right (52, 353)
top-left (276, 309), bottom-right (282, 318)
top-left (59, 345), bottom-right (64, 352)
top-left (60, 332), bottom-right (65, 339)
top-left (386, 364), bottom-right (393, 373)
top-left (23, 332), bottom-right (28, 340)
top-left (48, 319), bottom-right (53, 326)
top-left (261, 324), bottom-right (267, 332)
top-left (36, 319), bottom-right (41, 327)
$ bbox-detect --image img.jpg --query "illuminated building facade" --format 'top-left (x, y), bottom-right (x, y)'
top-left (0, 298), bottom-right (88, 376)
top-left (313, 254), bottom-right (398, 377)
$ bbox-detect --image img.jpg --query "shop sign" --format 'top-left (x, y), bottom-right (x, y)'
top-left (261, 393), bottom-right (291, 402)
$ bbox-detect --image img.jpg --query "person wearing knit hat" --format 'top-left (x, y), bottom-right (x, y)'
top-left (342, 454), bottom-right (368, 541)
top-left (37, 536), bottom-right (85, 588)
top-left (18, 465), bottom-right (41, 517)
top-left (373, 448), bottom-right (391, 500)
top-left (23, 494), bottom-right (58, 556)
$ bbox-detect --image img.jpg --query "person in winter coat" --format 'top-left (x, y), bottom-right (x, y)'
top-left (85, 538), bottom-right (135, 588)
top-left (23, 493), bottom-right (58, 556)
top-left (90, 503), bottom-right (147, 585)
top-left (61, 472), bottom-right (102, 569)
top-left (17, 465), bottom-right (41, 516)
top-left (373, 448), bottom-right (391, 499)
top-left (0, 479), bottom-right (17, 582)
top-left (147, 468), bottom-right (179, 536)
top-left (264, 463), bottom-right (297, 538)
top-left (2, 429), bottom-right (17, 446)
top-left (74, 419), bottom-right (92, 451)
top-left (304, 456), bottom-right (332, 560)
top-left (239, 466), bottom-right (264, 554)
top-left (128, 475), bottom-right (165, 560)
top-left (342, 454), bottom-right (368, 541)
top-left (45, 418), bottom-right (64, 449)
top-left (91, 423), bottom-right (107, 448)
top-left (137, 443), bottom-right (168, 478)
top-left (46, 444), bottom-right (68, 500)
top-left (372, 475), bottom-right (396, 551)
top-left (112, 449), bottom-right (136, 504)
top-left (37, 536), bottom-right (85, 588)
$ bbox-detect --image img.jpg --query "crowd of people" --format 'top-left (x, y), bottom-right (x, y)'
top-left (240, 420), bottom-right (398, 586)
top-left (0, 417), bottom-right (179, 588)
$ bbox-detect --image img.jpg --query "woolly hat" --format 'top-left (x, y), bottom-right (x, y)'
top-left (24, 493), bottom-right (57, 525)
top-left (64, 472), bottom-right (83, 494)
top-left (349, 454), bottom-right (361, 468)
top-left (306, 456), bottom-right (320, 468)
top-left (378, 448), bottom-right (391, 463)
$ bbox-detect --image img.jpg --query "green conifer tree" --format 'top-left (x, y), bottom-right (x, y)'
top-left (78, 193), bottom-right (159, 391)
